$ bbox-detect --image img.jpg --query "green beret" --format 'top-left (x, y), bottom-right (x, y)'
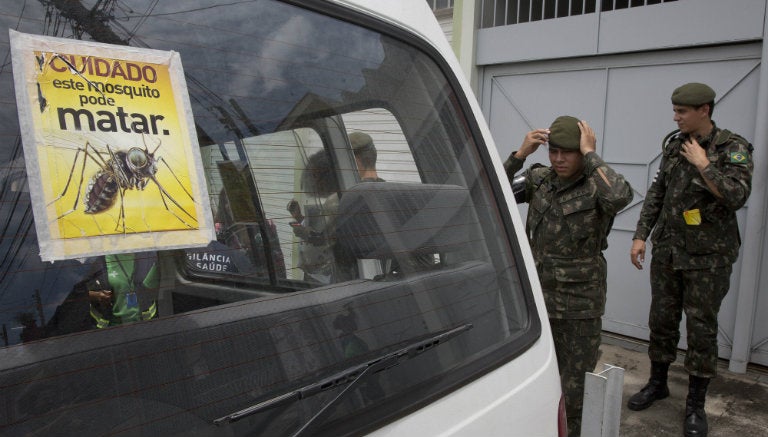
top-left (671, 83), bottom-right (716, 106)
top-left (548, 115), bottom-right (580, 150)
top-left (349, 132), bottom-right (374, 152)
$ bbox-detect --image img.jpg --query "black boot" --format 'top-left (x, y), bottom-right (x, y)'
top-left (627, 361), bottom-right (670, 411)
top-left (684, 375), bottom-right (710, 436)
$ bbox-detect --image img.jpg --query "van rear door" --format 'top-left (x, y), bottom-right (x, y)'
top-left (0, 1), bottom-right (559, 436)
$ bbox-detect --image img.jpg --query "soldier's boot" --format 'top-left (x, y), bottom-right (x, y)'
top-left (627, 361), bottom-right (670, 411)
top-left (683, 375), bottom-right (710, 437)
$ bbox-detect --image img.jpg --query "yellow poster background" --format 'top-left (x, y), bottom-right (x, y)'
top-left (35, 52), bottom-right (198, 238)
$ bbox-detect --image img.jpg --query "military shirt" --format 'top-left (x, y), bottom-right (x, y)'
top-left (633, 124), bottom-right (754, 269)
top-left (505, 152), bottom-right (633, 318)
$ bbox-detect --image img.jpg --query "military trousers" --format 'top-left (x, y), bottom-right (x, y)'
top-left (550, 317), bottom-right (602, 437)
top-left (648, 259), bottom-right (732, 378)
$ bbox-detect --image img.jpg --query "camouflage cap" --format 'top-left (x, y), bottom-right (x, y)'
top-left (349, 132), bottom-right (374, 152)
top-left (671, 83), bottom-right (716, 106)
top-left (548, 115), bottom-right (581, 150)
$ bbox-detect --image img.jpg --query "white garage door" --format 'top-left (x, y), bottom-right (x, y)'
top-left (480, 43), bottom-right (768, 366)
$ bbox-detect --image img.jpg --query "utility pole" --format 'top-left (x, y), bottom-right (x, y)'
top-left (33, 289), bottom-right (45, 326)
top-left (43, 0), bottom-right (127, 45)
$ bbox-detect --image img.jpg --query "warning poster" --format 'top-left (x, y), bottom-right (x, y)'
top-left (10, 30), bottom-right (214, 261)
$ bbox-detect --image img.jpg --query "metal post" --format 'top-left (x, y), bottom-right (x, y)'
top-left (581, 364), bottom-right (624, 437)
top-left (453, 0), bottom-right (482, 89)
top-left (729, 0), bottom-right (768, 374)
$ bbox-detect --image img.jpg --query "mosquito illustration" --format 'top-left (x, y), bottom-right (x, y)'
top-left (48, 139), bottom-right (197, 234)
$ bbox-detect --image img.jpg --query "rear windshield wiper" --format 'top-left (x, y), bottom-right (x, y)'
top-left (213, 323), bottom-right (473, 435)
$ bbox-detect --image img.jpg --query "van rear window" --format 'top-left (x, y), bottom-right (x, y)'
top-left (0, 2), bottom-right (538, 435)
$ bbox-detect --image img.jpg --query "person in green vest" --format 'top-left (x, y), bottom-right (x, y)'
top-left (88, 252), bottom-right (159, 328)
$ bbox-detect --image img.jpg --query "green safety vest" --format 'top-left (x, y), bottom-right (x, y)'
top-left (90, 253), bottom-right (159, 328)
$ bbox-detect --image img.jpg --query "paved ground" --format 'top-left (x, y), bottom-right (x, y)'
top-left (598, 335), bottom-right (768, 437)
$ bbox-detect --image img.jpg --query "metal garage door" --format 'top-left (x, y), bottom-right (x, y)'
top-left (480, 43), bottom-right (768, 366)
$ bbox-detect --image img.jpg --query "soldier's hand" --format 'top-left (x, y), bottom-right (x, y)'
top-left (89, 290), bottom-right (113, 305)
top-left (680, 137), bottom-right (709, 171)
top-left (681, 137), bottom-right (724, 198)
top-left (630, 239), bottom-right (646, 270)
top-left (516, 129), bottom-right (550, 159)
top-left (287, 199), bottom-right (304, 222)
top-left (578, 120), bottom-right (597, 155)
top-left (290, 222), bottom-right (310, 240)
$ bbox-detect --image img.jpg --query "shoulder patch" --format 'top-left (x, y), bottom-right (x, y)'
top-left (729, 151), bottom-right (749, 164)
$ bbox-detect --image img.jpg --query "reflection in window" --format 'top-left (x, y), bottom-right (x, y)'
top-left (342, 109), bottom-right (421, 184)
top-left (192, 107), bottom-right (425, 286)
top-left (198, 129), bottom-right (325, 282)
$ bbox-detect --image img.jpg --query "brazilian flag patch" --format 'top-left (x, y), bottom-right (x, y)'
top-left (730, 152), bottom-right (749, 164)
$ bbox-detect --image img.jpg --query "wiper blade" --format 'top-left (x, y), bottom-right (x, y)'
top-left (213, 323), bottom-right (473, 431)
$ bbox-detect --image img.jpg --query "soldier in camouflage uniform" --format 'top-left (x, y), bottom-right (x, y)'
top-left (504, 116), bottom-right (633, 437)
top-left (629, 83), bottom-right (754, 437)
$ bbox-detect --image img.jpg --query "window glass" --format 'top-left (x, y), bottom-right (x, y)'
top-left (0, 0), bottom-right (530, 343)
top-left (342, 108), bottom-right (421, 184)
top-left (191, 128), bottom-right (325, 282)
top-left (191, 109), bottom-right (423, 286)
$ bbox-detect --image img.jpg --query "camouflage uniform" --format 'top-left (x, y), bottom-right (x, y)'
top-left (505, 151), bottom-right (633, 436)
top-left (633, 124), bottom-right (753, 378)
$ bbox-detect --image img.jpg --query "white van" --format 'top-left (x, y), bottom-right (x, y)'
top-left (0, 1), bottom-right (563, 436)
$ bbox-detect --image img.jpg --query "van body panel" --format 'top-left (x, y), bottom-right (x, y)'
top-left (367, 335), bottom-right (561, 436)
top-left (0, 1), bottom-right (561, 436)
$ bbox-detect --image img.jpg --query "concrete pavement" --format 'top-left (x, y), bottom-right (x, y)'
top-left (597, 334), bottom-right (768, 436)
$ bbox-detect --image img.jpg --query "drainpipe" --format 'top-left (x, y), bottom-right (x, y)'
top-left (452, 0), bottom-right (479, 91)
top-left (728, 4), bottom-right (768, 374)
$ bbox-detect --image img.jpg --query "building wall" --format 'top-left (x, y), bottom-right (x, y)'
top-left (451, 0), bottom-right (768, 369)
top-left (476, 0), bottom-right (765, 65)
